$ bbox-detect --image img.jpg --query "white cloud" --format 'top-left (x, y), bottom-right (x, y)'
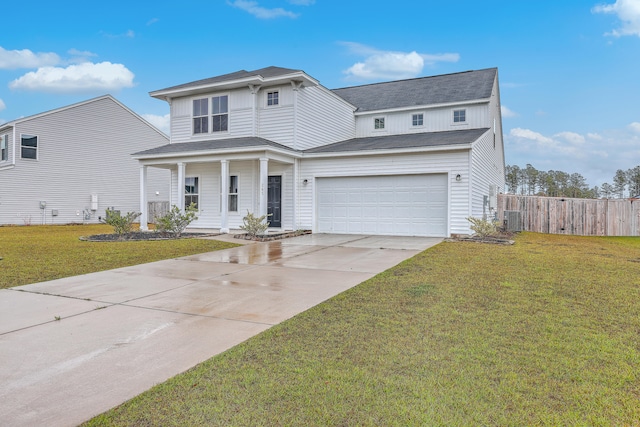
top-left (0, 46), bottom-right (60, 70)
top-left (147, 18), bottom-right (160, 26)
top-left (506, 125), bottom-right (640, 186)
top-left (101, 29), bottom-right (136, 38)
top-left (510, 128), bottom-right (554, 145)
top-left (228, 0), bottom-right (299, 19)
top-left (501, 105), bottom-right (518, 118)
top-left (0, 99), bottom-right (5, 112)
top-left (554, 131), bottom-right (586, 144)
top-left (142, 113), bottom-right (170, 135)
top-left (9, 62), bottom-right (135, 93)
top-left (341, 42), bottom-right (460, 81)
top-left (592, 0), bottom-right (640, 37)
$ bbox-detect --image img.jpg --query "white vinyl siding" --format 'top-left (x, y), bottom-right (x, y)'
top-left (295, 86), bottom-right (356, 150)
top-left (355, 103), bottom-right (489, 137)
top-left (0, 97), bottom-right (170, 225)
top-left (298, 150), bottom-right (472, 236)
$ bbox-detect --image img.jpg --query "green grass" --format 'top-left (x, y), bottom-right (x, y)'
top-left (85, 232), bottom-right (640, 426)
top-left (0, 224), bottom-right (238, 289)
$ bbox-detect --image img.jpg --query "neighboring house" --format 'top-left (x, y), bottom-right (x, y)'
top-left (0, 95), bottom-right (170, 225)
top-left (134, 66), bottom-right (505, 237)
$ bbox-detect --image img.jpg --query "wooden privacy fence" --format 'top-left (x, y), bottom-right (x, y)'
top-left (147, 201), bottom-right (170, 224)
top-left (497, 194), bottom-right (640, 236)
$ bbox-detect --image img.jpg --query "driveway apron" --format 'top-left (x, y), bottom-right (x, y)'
top-left (0, 234), bottom-right (441, 426)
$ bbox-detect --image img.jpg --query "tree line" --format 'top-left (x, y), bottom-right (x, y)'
top-left (505, 164), bottom-right (640, 199)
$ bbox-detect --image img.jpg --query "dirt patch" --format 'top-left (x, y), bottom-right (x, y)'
top-left (234, 230), bottom-right (312, 242)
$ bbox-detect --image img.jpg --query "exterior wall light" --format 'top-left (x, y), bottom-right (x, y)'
top-left (455, 174), bottom-right (462, 182)
top-left (303, 179), bottom-right (308, 185)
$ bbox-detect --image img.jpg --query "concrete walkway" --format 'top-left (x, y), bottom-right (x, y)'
top-left (0, 234), bottom-right (441, 426)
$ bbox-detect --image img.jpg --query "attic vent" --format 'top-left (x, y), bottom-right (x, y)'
top-left (503, 210), bottom-right (522, 232)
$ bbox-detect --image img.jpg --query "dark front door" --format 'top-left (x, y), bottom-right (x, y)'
top-left (267, 175), bottom-right (282, 228)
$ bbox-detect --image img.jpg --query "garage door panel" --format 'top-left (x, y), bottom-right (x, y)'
top-left (316, 174), bottom-right (448, 237)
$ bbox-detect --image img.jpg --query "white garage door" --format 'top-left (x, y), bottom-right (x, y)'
top-left (316, 174), bottom-right (448, 237)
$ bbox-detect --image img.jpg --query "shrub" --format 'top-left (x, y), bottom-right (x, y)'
top-left (101, 209), bottom-right (141, 237)
top-left (155, 203), bottom-right (198, 238)
top-left (467, 216), bottom-right (499, 238)
top-left (240, 211), bottom-right (271, 237)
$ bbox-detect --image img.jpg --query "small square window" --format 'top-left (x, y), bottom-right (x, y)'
top-left (374, 117), bottom-right (385, 129)
top-left (453, 109), bottom-right (466, 123)
top-left (412, 114), bottom-right (424, 126)
top-left (267, 91), bottom-right (279, 106)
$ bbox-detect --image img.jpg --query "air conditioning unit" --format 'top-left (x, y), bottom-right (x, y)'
top-left (504, 210), bottom-right (522, 232)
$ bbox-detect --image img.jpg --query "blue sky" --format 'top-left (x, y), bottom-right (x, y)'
top-left (1, 0), bottom-right (639, 188)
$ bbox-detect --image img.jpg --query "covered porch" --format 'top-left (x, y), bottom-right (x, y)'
top-left (134, 138), bottom-right (301, 232)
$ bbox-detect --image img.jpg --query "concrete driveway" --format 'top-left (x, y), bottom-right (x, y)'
top-left (0, 233), bottom-right (441, 426)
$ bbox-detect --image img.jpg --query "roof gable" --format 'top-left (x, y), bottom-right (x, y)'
top-left (331, 68), bottom-right (497, 112)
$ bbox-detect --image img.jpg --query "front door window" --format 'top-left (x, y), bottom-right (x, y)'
top-left (267, 176), bottom-right (282, 228)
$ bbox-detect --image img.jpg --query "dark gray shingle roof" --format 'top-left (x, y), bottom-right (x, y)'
top-left (332, 68), bottom-right (497, 112)
top-left (133, 137), bottom-right (297, 157)
top-left (153, 66), bottom-right (303, 93)
top-left (304, 128), bottom-right (490, 154)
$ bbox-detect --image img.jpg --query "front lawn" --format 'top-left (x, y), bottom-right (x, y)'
top-left (86, 233), bottom-right (640, 425)
top-left (0, 224), bottom-right (238, 289)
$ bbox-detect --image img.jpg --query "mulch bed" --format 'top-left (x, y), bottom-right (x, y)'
top-left (80, 232), bottom-right (218, 242)
top-left (233, 230), bottom-right (312, 242)
top-left (447, 231), bottom-right (516, 245)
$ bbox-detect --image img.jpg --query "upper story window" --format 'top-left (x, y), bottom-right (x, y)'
top-left (374, 117), bottom-right (385, 130)
top-left (21, 134), bottom-right (38, 160)
top-left (267, 91), bottom-right (279, 106)
top-left (212, 95), bottom-right (228, 132)
top-left (185, 177), bottom-right (199, 209)
top-left (453, 109), bottom-right (466, 123)
top-left (412, 113), bottom-right (424, 127)
top-left (0, 134), bottom-right (7, 161)
top-left (193, 99), bottom-right (208, 134)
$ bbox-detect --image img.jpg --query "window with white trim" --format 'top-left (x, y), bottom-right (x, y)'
top-left (21, 134), bottom-right (38, 160)
top-left (453, 109), bottom-right (466, 123)
top-left (374, 117), bottom-right (385, 129)
top-left (228, 175), bottom-right (238, 211)
top-left (0, 134), bottom-right (7, 161)
top-left (412, 113), bottom-right (424, 127)
top-left (193, 99), bottom-right (208, 134)
top-left (212, 95), bottom-right (228, 132)
top-left (185, 177), bottom-right (199, 209)
top-left (267, 91), bottom-right (279, 106)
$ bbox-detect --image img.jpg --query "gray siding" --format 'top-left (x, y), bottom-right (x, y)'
top-left (0, 96), bottom-right (170, 225)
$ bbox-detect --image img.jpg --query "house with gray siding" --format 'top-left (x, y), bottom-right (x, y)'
top-left (0, 95), bottom-right (170, 225)
top-left (135, 66), bottom-right (505, 237)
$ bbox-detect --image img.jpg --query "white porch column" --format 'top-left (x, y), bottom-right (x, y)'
top-left (177, 162), bottom-right (185, 211)
top-left (139, 165), bottom-right (148, 231)
top-left (259, 157), bottom-right (269, 218)
top-left (220, 160), bottom-right (229, 233)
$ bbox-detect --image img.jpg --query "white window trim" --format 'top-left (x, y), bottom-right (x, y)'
top-left (20, 133), bottom-right (38, 160)
top-left (228, 175), bottom-right (239, 212)
top-left (452, 109), bottom-right (467, 125)
top-left (0, 134), bottom-right (8, 163)
top-left (411, 112), bottom-right (425, 128)
top-left (185, 176), bottom-right (200, 211)
top-left (373, 116), bottom-right (386, 131)
top-left (211, 94), bottom-right (230, 133)
top-left (192, 98), bottom-right (209, 135)
top-left (266, 90), bottom-right (279, 107)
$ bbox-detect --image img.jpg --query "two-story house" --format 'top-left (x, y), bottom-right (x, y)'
top-left (134, 66), bottom-right (505, 237)
top-left (0, 95), bottom-right (170, 225)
